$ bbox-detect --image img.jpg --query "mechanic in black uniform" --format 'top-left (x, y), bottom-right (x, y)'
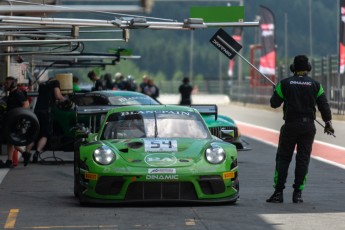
top-left (266, 55), bottom-right (334, 204)
top-left (0, 76), bottom-right (30, 168)
top-left (25, 77), bottom-right (66, 163)
top-left (179, 77), bottom-right (193, 105)
top-left (87, 70), bottom-right (104, 91)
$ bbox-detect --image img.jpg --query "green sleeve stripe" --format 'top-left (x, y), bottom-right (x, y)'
top-left (276, 83), bottom-right (284, 99)
top-left (317, 85), bottom-right (324, 98)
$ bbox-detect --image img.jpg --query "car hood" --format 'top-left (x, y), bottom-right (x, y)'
top-left (102, 138), bottom-right (211, 167)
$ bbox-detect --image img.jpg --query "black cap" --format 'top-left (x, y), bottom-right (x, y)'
top-left (182, 77), bottom-right (190, 84)
top-left (293, 55), bottom-right (310, 71)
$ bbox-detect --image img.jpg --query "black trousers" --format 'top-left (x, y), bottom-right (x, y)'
top-left (273, 121), bottom-right (316, 191)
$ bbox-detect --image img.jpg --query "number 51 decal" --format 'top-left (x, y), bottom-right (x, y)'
top-left (144, 139), bottom-right (178, 152)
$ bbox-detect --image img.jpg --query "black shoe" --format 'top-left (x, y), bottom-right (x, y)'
top-left (0, 160), bottom-right (5, 168)
top-left (32, 151), bottom-right (39, 163)
top-left (22, 152), bottom-right (32, 167)
top-left (266, 191), bottom-right (283, 203)
top-left (293, 190), bottom-right (303, 203)
top-left (3, 160), bottom-right (14, 169)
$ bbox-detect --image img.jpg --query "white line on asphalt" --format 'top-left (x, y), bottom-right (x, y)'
top-left (0, 169), bottom-right (9, 185)
top-left (237, 121), bottom-right (345, 170)
top-left (312, 156), bottom-right (345, 170)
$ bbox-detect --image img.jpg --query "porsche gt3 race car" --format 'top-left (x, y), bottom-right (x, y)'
top-left (74, 105), bottom-right (239, 205)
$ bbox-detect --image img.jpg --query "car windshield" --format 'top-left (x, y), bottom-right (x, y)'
top-left (108, 95), bottom-right (159, 106)
top-left (74, 93), bottom-right (159, 106)
top-left (101, 110), bottom-right (210, 140)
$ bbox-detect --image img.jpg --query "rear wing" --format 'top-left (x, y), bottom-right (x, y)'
top-left (27, 91), bottom-right (86, 97)
top-left (188, 104), bottom-right (218, 120)
top-left (76, 105), bottom-right (113, 115)
top-left (75, 105), bottom-right (116, 133)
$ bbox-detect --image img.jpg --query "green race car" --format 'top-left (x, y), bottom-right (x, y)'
top-left (74, 104), bottom-right (239, 205)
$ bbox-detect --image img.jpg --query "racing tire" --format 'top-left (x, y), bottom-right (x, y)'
top-left (73, 140), bottom-right (90, 206)
top-left (73, 140), bottom-right (81, 198)
top-left (78, 192), bottom-right (89, 206)
top-left (4, 108), bottom-right (40, 146)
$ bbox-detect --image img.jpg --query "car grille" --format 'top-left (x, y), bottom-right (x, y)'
top-left (125, 182), bottom-right (197, 200)
top-left (209, 126), bottom-right (238, 142)
top-left (95, 176), bottom-right (125, 195)
top-left (198, 175), bottom-right (226, 195)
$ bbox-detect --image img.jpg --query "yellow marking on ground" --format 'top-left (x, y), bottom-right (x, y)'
top-left (4, 209), bottom-right (19, 229)
top-left (185, 218), bottom-right (196, 226)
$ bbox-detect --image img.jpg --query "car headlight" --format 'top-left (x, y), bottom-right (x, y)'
top-left (205, 144), bottom-right (226, 164)
top-left (93, 146), bottom-right (115, 165)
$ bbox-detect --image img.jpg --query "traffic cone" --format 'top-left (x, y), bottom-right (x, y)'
top-left (12, 149), bottom-right (18, 167)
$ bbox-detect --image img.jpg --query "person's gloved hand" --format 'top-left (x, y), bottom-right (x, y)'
top-left (57, 99), bottom-right (73, 110)
top-left (324, 121), bottom-right (335, 135)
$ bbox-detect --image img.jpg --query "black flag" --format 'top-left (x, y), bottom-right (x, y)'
top-left (228, 27), bottom-right (243, 78)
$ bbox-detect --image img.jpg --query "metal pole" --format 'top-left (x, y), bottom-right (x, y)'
top-left (284, 13), bottom-right (288, 75)
top-left (0, 38), bottom-right (125, 46)
top-left (219, 52), bottom-right (223, 93)
top-left (309, 0), bottom-right (313, 58)
top-left (337, 0), bottom-right (342, 115)
top-left (189, 30), bottom-right (194, 82)
top-left (238, 0), bottom-right (244, 86)
top-left (314, 119), bottom-right (336, 137)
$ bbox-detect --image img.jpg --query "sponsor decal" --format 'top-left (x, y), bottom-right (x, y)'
top-left (210, 28), bottom-right (242, 60)
top-left (144, 153), bottom-right (177, 166)
top-left (121, 110), bottom-right (191, 116)
top-left (211, 38), bottom-right (233, 57)
top-left (148, 168), bottom-right (176, 174)
top-left (146, 175), bottom-right (179, 180)
top-left (289, 81), bottom-right (312, 86)
top-left (223, 171), bottom-right (235, 179)
top-left (103, 168), bottom-right (129, 173)
top-left (84, 172), bottom-right (98, 180)
top-left (118, 96), bottom-right (147, 103)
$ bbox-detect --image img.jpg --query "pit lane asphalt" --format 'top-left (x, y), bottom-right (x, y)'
top-left (0, 103), bottom-right (344, 230)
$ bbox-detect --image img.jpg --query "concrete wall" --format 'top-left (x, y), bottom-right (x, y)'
top-left (158, 94), bottom-right (230, 105)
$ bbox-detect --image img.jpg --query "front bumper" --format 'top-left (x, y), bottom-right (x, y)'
top-left (78, 171), bottom-right (239, 204)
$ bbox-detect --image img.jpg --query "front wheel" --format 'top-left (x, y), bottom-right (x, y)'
top-left (73, 139), bottom-right (81, 198)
